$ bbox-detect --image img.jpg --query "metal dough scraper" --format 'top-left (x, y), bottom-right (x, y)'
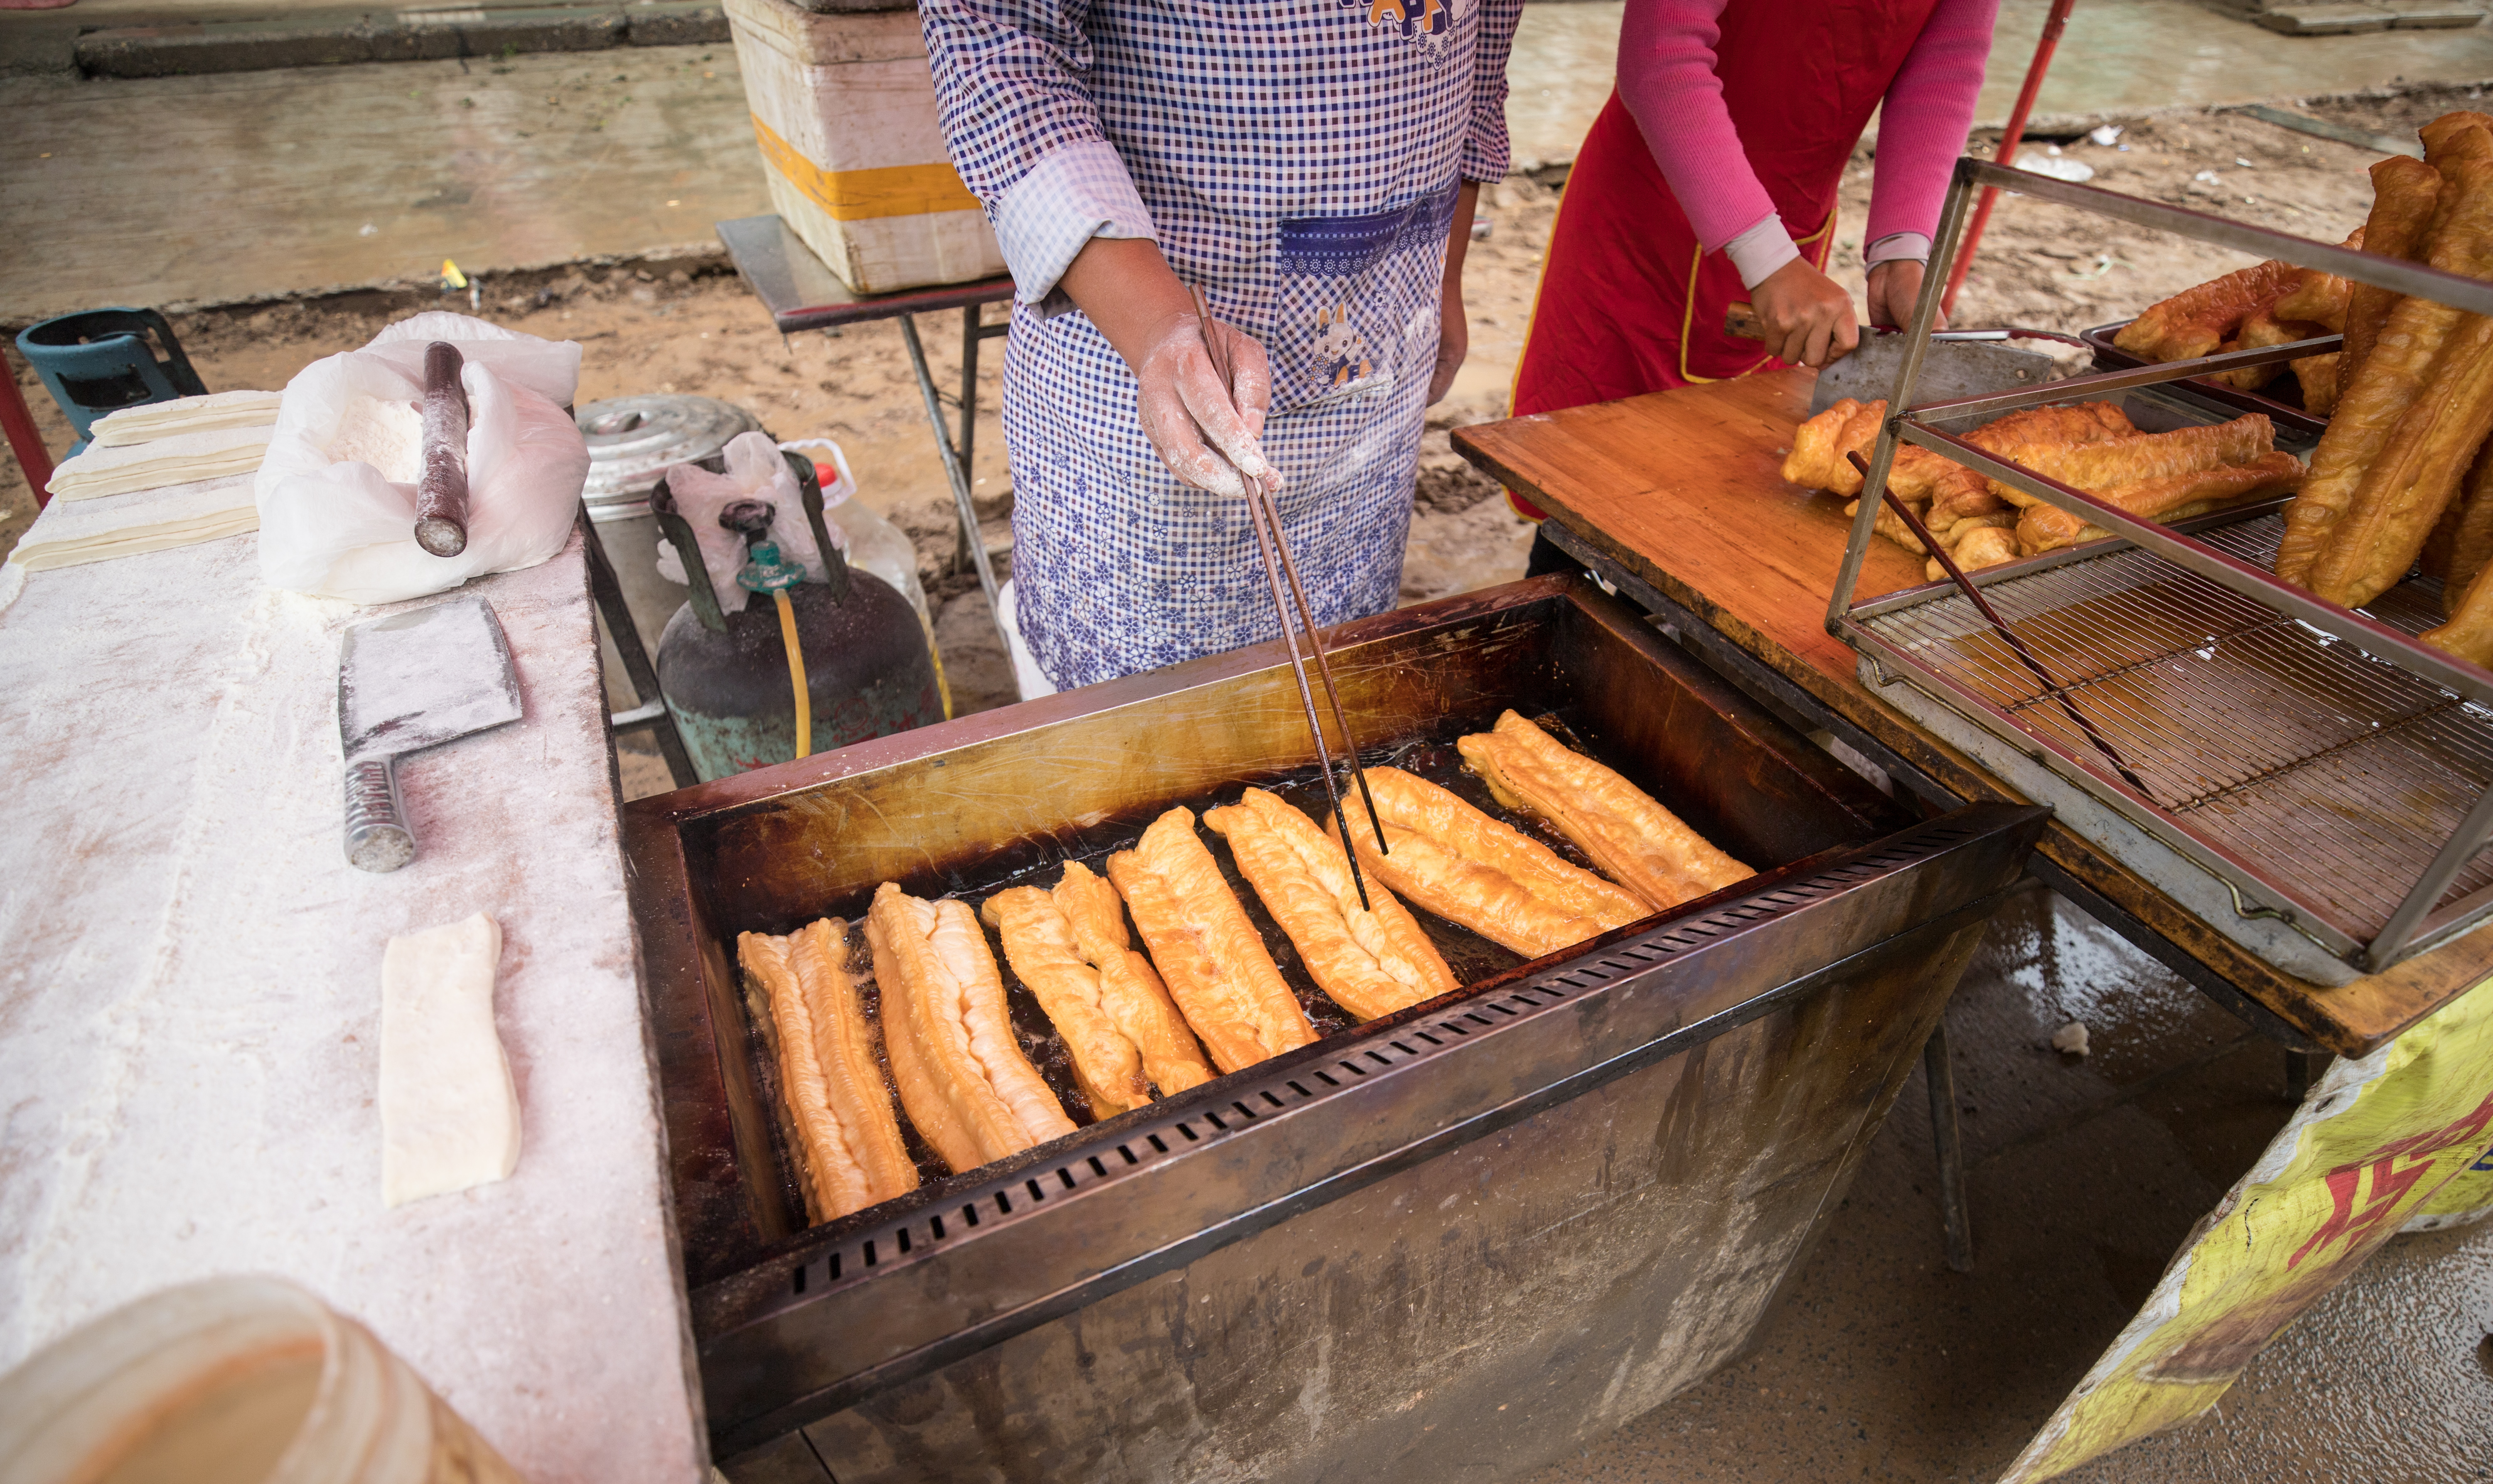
top-left (337, 594), bottom-right (522, 873)
top-left (1724, 304), bottom-right (2067, 416)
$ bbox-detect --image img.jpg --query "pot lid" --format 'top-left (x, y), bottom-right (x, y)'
top-left (577, 394), bottom-right (763, 521)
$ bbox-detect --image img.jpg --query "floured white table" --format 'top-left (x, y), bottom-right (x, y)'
top-left (0, 511), bottom-right (706, 1482)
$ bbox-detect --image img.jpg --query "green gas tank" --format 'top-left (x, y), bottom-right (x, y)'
top-left (652, 455), bottom-right (944, 779)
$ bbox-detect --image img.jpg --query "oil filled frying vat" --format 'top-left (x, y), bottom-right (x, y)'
top-left (624, 576), bottom-right (2046, 1482)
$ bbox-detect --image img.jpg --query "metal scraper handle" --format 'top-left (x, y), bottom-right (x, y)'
top-left (344, 756), bottom-right (416, 873)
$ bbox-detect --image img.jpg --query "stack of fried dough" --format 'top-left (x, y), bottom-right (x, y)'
top-left (1782, 397), bottom-right (2304, 578)
top-left (2113, 238), bottom-right (2355, 415)
top-left (2256, 111), bottom-right (2493, 666)
top-left (734, 713), bottom-right (1751, 1224)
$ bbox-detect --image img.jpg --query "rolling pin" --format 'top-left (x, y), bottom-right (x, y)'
top-left (414, 342), bottom-right (470, 558)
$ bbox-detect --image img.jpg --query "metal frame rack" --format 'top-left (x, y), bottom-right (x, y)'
top-left (1832, 156), bottom-right (2493, 972)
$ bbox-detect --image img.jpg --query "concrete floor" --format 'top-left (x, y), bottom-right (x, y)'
top-left (1518, 884), bottom-right (2493, 1483)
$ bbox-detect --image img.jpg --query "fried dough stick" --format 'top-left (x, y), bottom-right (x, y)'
top-left (2211, 307), bottom-right (2330, 393)
top-left (2338, 157), bottom-right (2447, 407)
top-left (983, 862), bottom-right (1214, 1118)
top-left (2015, 451), bottom-right (2307, 555)
top-left (2284, 150), bottom-right (2493, 592)
top-left (1335, 767), bottom-right (1650, 959)
top-left (1457, 710), bottom-right (1754, 912)
top-left (2439, 439), bottom-right (2493, 605)
top-left (739, 919), bottom-right (919, 1223)
top-left (867, 883), bottom-right (1074, 1174)
top-left (2114, 258), bottom-right (2301, 364)
top-left (1995, 415), bottom-right (2276, 509)
top-left (1205, 789), bottom-right (1456, 1022)
top-left (1107, 808), bottom-right (1315, 1074)
top-left (1787, 399), bottom-right (2135, 527)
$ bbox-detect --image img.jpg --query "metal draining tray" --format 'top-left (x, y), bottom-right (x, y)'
top-left (1831, 155), bottom-right (2493, 971)
top-left (1854, 504), bottom-right (2493, 964)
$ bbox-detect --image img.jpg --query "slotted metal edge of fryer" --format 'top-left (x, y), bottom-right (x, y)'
top-left (691, 813), bottom-right (1994, 1339)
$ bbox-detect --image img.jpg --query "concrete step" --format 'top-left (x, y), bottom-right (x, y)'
top-left (2207, 0), bottom-right (2488, 35)
top-left (4, 0), bottom-right (727, 76)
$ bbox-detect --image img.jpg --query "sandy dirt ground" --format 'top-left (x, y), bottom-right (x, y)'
top-left (4, 84), bottom-right (2478, 793)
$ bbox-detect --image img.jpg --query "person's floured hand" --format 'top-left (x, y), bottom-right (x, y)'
top-left (1751, 258), bottom-right (1859, 369)
top-left (1133, 312), bottom-right (1279, 499)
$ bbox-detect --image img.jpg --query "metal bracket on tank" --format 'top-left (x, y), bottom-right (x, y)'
top-left (647, 449), bottom-right (855, 633)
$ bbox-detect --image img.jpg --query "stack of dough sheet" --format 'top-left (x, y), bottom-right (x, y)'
top-left (5, 472), bottom-right (258, 572)
top-left (45, 422), bottom-right (274, 501)
top-left (1203, 787), bottom-right (1456, 1022)
top-left (1337, 767), bottom-right (1650, 959)
top-left (982, 862), bottom-right (1215, 1119)
top-left (88, 390), bottom-right (283, 447)
top-left (1106, 807), bottom-right (1318, 1074)
top-left (739, 919), bottom-right (918, 1223)
top-left (1458, 711), bottom-right (1754, 912)
top-left (865, 883), bottom-right (1076, 1175)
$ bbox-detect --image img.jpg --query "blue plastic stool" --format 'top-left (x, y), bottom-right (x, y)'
top-left (17, 309), bottom-right (209, 455)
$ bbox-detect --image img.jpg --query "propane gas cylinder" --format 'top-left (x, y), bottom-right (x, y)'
top-left (652, 455), bottom-right (942, 780)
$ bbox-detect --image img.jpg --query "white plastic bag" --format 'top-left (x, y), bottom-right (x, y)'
top-left (654, 431), bottom-right (836, 615)
top-left (254, 312), bottom-right (589, 604)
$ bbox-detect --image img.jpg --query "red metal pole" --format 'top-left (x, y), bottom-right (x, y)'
top-left (1, 344), bottom-right (54, 508)
top-left (1941, 0), bottom-right (2077, 318)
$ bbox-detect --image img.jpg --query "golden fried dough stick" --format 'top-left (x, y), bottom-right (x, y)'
top-left (1822, 401), bottom-right (1889, 497)
top-left (2015, 451), bottom-right (2306, 555)
top-left (2307, 312), bottom-right (2493, 608)
top-left (2439, 439), bottom-right (2493, 607)
top-left (2114, 259), bottom-right (2301, 364)
top-left (1965, 401), bottom-right (2138, 450)
top-left (1336, 766), bottom-right (1651, 959)
top-left (1994, 415), bottom-right (2275, 508)
top-left (983, 880), bottom-right (1159, 1119)
top-left (1204, 789), bottom-right (1456, 1022)
top-left (2424, 113), bottom-right (2493, 166)
top-left (1106, 808), bottom-right (1315, 1075)
top-left (2284, 156), bottom-right (2493, 588)
top-left (867, 883), bottom-right (1074, 1174)
top-left (1051, 862), bottom-right (1216, 1098)
top-left (2338, 157), bottom-right (2444, 405)
top-left (2424, 549), bottom-right (2493, 663)
top-left (1782, 397), bottom-right (1860, 489)
top-left (1842, 495), bottom-right (1929, 555)
top-left (2212, 308), bottom-right (2328, 392)
top-left (1930, 525), bottom-right (2021, 582)
top-left (2272, 249), bottom-right (2356, 336)
top-left (2294, 352), bottom-right (2343, 418)
top-left (740, 919), bottom-right (919, 1223)
top-left (1457, 711), bottom-right (1754, 913)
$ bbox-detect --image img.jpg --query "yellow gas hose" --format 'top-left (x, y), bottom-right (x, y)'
top-left (773, 588), bottom-right (811, 759)
top-left (920, 609), bottom-right (955, 722)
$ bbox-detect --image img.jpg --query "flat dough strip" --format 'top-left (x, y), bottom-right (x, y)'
top-left (1205, 788), bottom-right (1457, 1022)
top-left (739, 919), bottom-right (918, 1223)
top-left (866, 884), bottom-right (1073, 1173)
top-left (1457, 711), bottom-right (1753, 912)
top-left (90, 390), bottom-right (283, 446)
top-left (1335, 767), bottom-right (1648, 958)
top-left (1106, 807), bottom-right (1315, 1074)
top-left (379, 913), bottom-right (519, 1209)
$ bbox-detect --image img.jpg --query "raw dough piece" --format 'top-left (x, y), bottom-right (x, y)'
top-left (0, 474), bottom-right (258, 586)
top-left (45, 424), bottom-right (274, 501)
top-left (89, 390), bottom-right (283, 447)
top-left (380, 912), bottom-right (520, 1207)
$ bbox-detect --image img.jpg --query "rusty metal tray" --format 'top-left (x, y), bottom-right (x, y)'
top-left (624, 576), bottom-right (2047, 1479)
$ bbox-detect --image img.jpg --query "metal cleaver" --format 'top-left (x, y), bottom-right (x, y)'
top-left (1724, 303), bottom-right (2066, 416)
top-left (337, 595), bottom-right (523, 873)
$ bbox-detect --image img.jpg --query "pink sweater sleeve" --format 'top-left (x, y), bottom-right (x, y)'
top-left (1616, 0), bottom-right (1999, 256)
top-left (1865, 0), bottom-right (2000, 248)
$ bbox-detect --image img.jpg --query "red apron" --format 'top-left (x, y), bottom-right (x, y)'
top-left (1509, 0), bottom-right (1942, 519)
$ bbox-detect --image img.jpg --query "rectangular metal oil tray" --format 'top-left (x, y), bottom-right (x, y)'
top-left (624, 576), bottom-right (2047, 1482)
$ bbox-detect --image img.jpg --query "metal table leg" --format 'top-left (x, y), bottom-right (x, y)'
top-left (580, 509), bottom-right (696, 790)
top-left (1924, 1023), bottom-right (1975, 1273)
top-left (898, 307), bottom-right (1017, 686)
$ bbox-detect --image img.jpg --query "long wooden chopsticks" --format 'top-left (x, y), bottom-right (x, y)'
top-left (1190, 287), bottom-right (1391, 909)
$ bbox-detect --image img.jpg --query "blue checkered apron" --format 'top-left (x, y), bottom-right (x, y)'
top-left (929, 0), bottom-right (1513, 689)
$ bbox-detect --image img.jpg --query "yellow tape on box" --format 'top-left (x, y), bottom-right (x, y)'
top-left (751, 115), bottom-right (982, 223)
